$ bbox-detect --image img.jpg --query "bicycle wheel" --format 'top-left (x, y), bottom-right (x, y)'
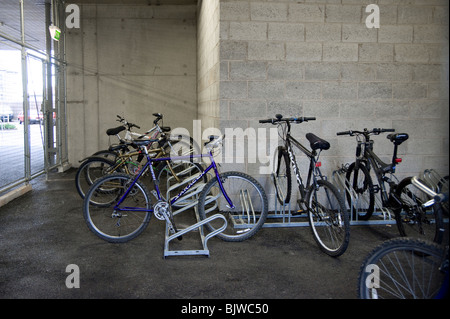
top-left (198, 171), bottom-right (268, 242)
top-left (357, 237), bottom-right (447, 299)
top-left (75, 156), bottom-right (122, 199)
top-left (395, 177), bottom-right (444, 244)
top-left (83, 173), bottom-right (152, 243)
top-left (307, 179), bottom-right (350, 257)
top-left (345, 162), bottom-right (375, 220)
top-left (273, 146), bottom-right (291, 205)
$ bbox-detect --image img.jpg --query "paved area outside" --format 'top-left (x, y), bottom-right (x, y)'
top-left (0, 122), bottom-right (45, 188)
top-left (0, 169), bottom-right (448, 306)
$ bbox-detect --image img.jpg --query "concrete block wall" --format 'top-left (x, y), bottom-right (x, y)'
top-left (218, 0), bottom-right (449, 198)
top-left (197, 0), bottom-right (220, 134)
top-left (65, 3), bottom-right (197, 165)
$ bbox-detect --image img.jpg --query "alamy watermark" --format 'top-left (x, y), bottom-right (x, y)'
top-left (64, 3), bottom-right (381, 29)
top-left (365, 264), bottom-right (380, 289)
top-left (65, 264), bottom-right (80, 289)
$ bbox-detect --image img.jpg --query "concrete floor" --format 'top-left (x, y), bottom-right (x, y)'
top-left (0, 169), bottom-right (447, 301)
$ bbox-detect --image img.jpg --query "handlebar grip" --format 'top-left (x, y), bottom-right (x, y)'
top-left (336, 131), bottom-right (351, 136)
top-left (382, 128), bottom-right (395, 132)
top-left (259, 119), bottom-right (273, 124)
top-left (303, 117), bottom-right (316, 121)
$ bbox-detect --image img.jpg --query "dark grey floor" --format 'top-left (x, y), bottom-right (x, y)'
top-left (0, 169), bottom-right (447, 301)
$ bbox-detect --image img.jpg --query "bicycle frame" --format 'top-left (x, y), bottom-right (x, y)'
top-left (283, 125), bottom-right (324, 201)
top-left (112, 147), bottom-right (234, 213)
top-left (358, 140), bottom-right (398, 206)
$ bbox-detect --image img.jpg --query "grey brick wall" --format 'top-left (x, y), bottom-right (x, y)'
top-left (218, 0), bottom-right (449, 197)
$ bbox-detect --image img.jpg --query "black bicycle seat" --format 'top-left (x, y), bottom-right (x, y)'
top-left (106, 126), bottom-right (126, 136)
top-left (306, 133), bottom-right (330, 151)
top-left (387, 133), bottom-right (409, 145)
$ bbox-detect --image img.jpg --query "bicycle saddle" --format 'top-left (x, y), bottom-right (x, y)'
top-left (106, 126), bottom-right (126, 136)
top-left (387, 133), bottom-right (409, 145)
top-left (306, 133), bottom-right (330, 151)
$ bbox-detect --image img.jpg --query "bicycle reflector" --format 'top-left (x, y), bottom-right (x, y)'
top-left (315, 162), bottom-right (322, 168)
top-left (395, 158), bottom-right (402, 163)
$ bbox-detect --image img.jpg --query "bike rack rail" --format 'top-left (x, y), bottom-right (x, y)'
top-left (331, 167), bottom-right (396, 226)
top-left (263, 167), bottom-right (398, 227)
top-left (162, 163), bottom-right (227, 258)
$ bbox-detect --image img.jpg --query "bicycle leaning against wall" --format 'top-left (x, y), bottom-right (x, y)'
top-left (336, 128), bottom-right (444, 244)
top-left (259, 114), bottom-right (350, 257)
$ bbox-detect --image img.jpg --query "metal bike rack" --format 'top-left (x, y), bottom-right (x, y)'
top-left (422, 169), bottom-right (448, 192)
top-left (263, 168), bottom-right (397, 227)
top-left (162, 164), bottom-right (227, 258)
top-left (263, 173), bottom-right (310, 227)
top-left (331, 166), bottom-right (396, 226)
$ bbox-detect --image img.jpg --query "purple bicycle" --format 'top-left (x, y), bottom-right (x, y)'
top-left (83, 135), bottom-right (268, 243)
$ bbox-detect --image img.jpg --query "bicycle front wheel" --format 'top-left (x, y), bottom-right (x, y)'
top-left (307, 180), bottom-right (350, 257)
top-left (198, 171), bottom-right (268, 242)
top-left (357, 238), bottom-right (447, 299)
top-left (75, 156), bottom-right (121, 199)
top-left (273, 146), bottom-right (291, 205)
top-left (83, 173), bottom-right (152, 243)
top-left (345, 162), bottom-right (375, 220)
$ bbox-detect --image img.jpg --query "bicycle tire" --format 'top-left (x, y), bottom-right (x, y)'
top-left (345, 162), bottom-right (375, 220)
top-left (357, 237), bottom-right (447, 299)
top-left (273, 146), bottom-right (292, 205)
top-left (307, 179), bottom-right (350, 257)
top-left (75, 156), bottom-right (122, 199)
top-left (83, 173), bottom-right (152, 243)
top-left (197, 171), bottom-right (268, 242)
top-left (395, 177), bottom-right (444, 244)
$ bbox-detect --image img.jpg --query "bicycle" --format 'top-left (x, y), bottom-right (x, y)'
top-left (83, 135), bottom-right (268, 243)
top-left (336, 128), bottom-right (444, 244)
top-left (357, 186), bottom-right (448, 299)
top-left (259, 114), bottom-right (349, 257)
top-left (75, 113), bottom-right (200, 199)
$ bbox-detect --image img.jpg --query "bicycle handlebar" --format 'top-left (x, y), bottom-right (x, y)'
top-left (116, 115), bottom-right (141, 130)
top-left (259, 114), bottom-right (316, 124)
top-left (336, 128), bottom-right (395, 136)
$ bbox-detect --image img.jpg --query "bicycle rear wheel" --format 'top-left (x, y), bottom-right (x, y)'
top-left (307, 180), bottom-right (350, 257)
top-left (198, 171), bottom-right (268, 242)
top-left (273, 146), bottom-right (291, 205)
top-left (83, 173), bottom-right (152, 243)
top-left (395, 177), bottom-right (444, 244)
top-left (357, 237), bottom-right (447, 299)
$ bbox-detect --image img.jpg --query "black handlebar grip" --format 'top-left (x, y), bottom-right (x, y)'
top-left (336, 131), bottom-right (351, 136)
top-left (259, 119), bottom-right (273, 123)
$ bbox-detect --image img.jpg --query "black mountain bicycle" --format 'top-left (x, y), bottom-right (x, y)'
top-left (337, 128), bottom-right (444, 244)
top-left (260, 114), bottom-right (349, 257)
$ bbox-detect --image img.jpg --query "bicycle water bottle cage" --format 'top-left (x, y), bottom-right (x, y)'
top-left (387, 133), bottom-right (409, 145)
top-left (106, 126), bottom-right (126, 136)
top-left (306, 133), bottom-right (330, 151)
